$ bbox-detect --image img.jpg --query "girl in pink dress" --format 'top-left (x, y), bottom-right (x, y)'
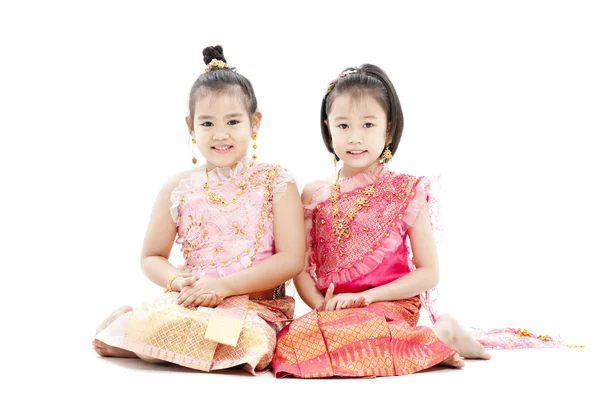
top-left (271, 64), bottom-right (562, 378)
top-left (93, 46), bottom-right (305, 374)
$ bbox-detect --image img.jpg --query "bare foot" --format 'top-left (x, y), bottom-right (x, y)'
top-left (93, 338), bottom-right (137, 358)
top-left (438, 353), bottom-right (465, 368)
top-left (434, 314), bottom-right (491, 360)
top-left (96, 305), bottom-right (133, 334)
top-left (93, 305), bottom-right (136, 358)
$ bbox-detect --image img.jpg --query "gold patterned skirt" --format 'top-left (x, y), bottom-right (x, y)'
top-left (95, 292), bottom-right (295, 374)
top-left (271, 296), bottom-right (456, 378)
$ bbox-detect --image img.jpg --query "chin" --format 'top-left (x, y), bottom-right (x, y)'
top-left (341, 157), bottom-right (379, 170)
top-left (206, 155), bottom-right (238, 168)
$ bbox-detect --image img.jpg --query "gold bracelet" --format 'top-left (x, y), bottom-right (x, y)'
top-left (165, 273), bottom-right (181, 293)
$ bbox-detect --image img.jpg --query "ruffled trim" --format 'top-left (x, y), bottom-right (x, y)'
top-left (169, 157), bottom-right (250, 223)
top-left (312, 220), bottom-right (407, 292)
top-left (308, 171), bottom-right (430, 290)
top-left (169, 158), bottom-right (297, 224)
top-left (272, 167), bottom-right (296, 204)
top-left (169, 177), bottom-right (193, 224)
top-left (304, 164), bottom-right (385, 219)
top-left (401, 177), bottom-right (430, 227)
top-left (305, 170), bottom-right (443, 323)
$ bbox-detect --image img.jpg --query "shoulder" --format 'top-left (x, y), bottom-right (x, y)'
top-left (386, 170), bottom-right (424, 189)
top-left (154, 166), bottom-right (207, 208)
top-left (250, 162), bottom-right (298, 189)
top-left (163, 166), bottom-right (204, 194)
top-left (250, 161), bottom-right (291, 177)
top-left (301, 177), bottom-right (334, 206)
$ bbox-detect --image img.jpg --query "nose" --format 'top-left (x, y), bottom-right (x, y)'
top-left (348, 135), bottom-right (363, 145)
top-left (212, 130), bottom-right (230, 140)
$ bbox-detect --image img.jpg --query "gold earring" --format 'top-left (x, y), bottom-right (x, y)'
top-left (381, 145), bottom-right (392, 163)
top-left (251, 132), bottom-right (258, 161)
top-left (191, 137), bottom-right (197, 164)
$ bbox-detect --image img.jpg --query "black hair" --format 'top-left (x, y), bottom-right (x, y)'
top-left (321, 64), bottom-right (403, 162)
top-left (188, 45), bottom-right (258, 122)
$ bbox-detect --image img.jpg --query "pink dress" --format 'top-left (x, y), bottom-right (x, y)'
top-left (271, 165), bottom-right (562, 379)
top-left (95, 158), bottom-right (295, 374)
top-left (272, 166), bottom-right (456, 378)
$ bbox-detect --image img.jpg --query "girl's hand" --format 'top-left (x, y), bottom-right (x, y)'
top-left (317, 284), bottom-right (335, 311)
top-left (177, 277), bottom-right (229, 307)
top-left (324, 292), bottom-right (368, 311)
top-left (191, 291), bottom-right (223, 308)
top-left (178, 284), bottom-right (222, 308)
top-left (171, 274), bottom-right (198, 292)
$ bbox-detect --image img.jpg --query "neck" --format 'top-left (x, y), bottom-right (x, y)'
top-left (205, 158), bottom-right (246, 173)
top-left (339, 160), bottom-right (382, 180)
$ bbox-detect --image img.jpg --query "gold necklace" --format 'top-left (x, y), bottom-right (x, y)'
top-left (329, 166), bottom-right (383, 241)
top-left (203, 167), bottom-right (248, 206)
top-left (185, 164), bottom-right (281, 269)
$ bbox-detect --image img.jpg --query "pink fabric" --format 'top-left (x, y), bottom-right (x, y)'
top-left (169, 158), bottom-right (294, 278)
top-left (304, 165), bottom-right (439, 321)
top-left (333, 250), bottom-right (410, 294)
top-left (95, 159), bottom-right (297, 373)
top-left (466, 327), bottom-right (564, 349)
top-left (302, 165), bottom-right (566, 349)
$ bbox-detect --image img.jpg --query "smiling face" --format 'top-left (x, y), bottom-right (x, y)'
top-left (327, 92), bottom-right (390, 176)
top-left (186, 88), bottom-right (261, 171)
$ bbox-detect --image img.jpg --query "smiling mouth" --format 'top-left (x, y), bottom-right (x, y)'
top-left (347, 150), bottom-right (367, 155)
top-left (212, 145), bottom-right (233, 153)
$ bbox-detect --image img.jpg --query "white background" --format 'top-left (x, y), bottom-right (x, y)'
top-left (1, 0), bottom-right (597, 396)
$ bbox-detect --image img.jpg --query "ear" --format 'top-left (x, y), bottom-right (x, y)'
top-left (185, 116), bottom-right (194, 135)
top-left (386, 122), bottom-right (392, 144)
top-left (324, 119), bottom-right (329, 127)
top-left (252, 111), bottom-right (262, 132)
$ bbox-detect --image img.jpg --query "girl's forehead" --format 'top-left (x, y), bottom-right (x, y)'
top-left (194, 89), bottom-right (247, 116)
top-left (330, 92), bottom-right (385, 116)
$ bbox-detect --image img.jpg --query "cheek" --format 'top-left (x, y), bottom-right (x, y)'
top-left (370, 131), bottom-right (387, 148)
top-left (331, 135), bottom-right (346, 152)
top-left (234, 130), bottom-right (251, 146)
top-left (332, 131), bottom-right (345, 144)
top-left (195, 131), bottom-right (210, 145)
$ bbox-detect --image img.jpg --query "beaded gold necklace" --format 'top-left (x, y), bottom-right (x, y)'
top-left (202, 165), bottom-right (248, 206)
top-left (329, 165), bottom-right (384, 241)
top-left (184, 163), bottom-right (280, 269)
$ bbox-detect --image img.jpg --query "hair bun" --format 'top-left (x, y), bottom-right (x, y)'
top-left (202, 45), bottom-right (226, 65)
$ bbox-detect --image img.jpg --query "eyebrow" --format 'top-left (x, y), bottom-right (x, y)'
top-left (196, 113), bottom-right (244, 120)
top-left (333, 115), bottom-right (377, 121)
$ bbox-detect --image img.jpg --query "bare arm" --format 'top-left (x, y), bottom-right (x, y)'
top-left (217, 182), bottom-right (305, 296)
top-left (362, 205), bottom-right (440, 303)
top-left (292, 181), bottom-right (331, 309)
top-left (139, 175), bottom-right (184, 289)
top-left (294, 261), bottom-right (325, 310)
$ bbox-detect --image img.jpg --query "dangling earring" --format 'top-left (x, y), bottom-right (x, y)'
top-left (251, 132), bottom-right (258, 161)
top-left (191, 137), bottom-right (197, 164)
top-left (381, 145), bottom-right (392, 163)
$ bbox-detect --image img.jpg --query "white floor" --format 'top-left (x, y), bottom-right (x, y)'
top-left (63, 347), bottom-right (592, 400)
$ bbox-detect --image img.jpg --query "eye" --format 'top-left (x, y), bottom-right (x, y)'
top-left (363, 123), bottom-right (374, 128)
top-left (337, 124), bottom-right (349, 129)
top-left (227, 120), bottom-right (240, 126)
top-left (200, 121), bottom-right (213, 127)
